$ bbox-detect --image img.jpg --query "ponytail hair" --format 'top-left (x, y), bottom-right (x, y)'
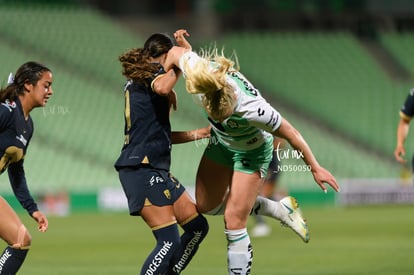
top-left (119, 33), bottom-right (174, 83)
top-left (184, 47), bottom-right (239, 122)
top-left (0, 61), bottom-right (51, 102)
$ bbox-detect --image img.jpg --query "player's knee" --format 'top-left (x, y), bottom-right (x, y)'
top-left (183, 214), bottom-right (209, 239)
top-left (203, 202), bottom-right (225, 215)
top-left (224, 214), bottom-right (246, 230)
top-left (224, 205), bottom-right (249, 230)
top-left (196, 215), bottom-right (209, 243)
top-left (154, 224), bottom-right (181, 249)
top-left (10, 225), bottom-right (31, 250)
top-left (194, 214), bottom-right (209, 238)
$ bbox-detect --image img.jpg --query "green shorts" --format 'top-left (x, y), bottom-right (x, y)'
top-left (203, 135), bottom-right (274, 177)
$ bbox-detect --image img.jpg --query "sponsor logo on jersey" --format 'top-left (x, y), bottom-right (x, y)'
top-left (16, 134), bottom-right (28, 146)
top-left (266, 110), bottom-right (279, 128)
top-left (1, 100), bottom-right (16, 111)
top-left (230, 72), bottom-right (259, 96)
top-left (149, 175), bottom-right (165, 186)
top-left (257, 108), bottom-right (265, 116)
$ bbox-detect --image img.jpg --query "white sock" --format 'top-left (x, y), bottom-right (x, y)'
top-left (251, 196), bottom-right (283, 220)
top-left (225, 228), bottom-right (253, 275)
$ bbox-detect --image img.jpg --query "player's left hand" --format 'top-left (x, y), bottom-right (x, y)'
top-left (174, 29), bottom-right (191, 50)
top-left (32, 210), bottom-right (49, 232)
top-left (197, 125), bottom-right (211, 139)
top-left (312, 166), bottom-right (340, 193)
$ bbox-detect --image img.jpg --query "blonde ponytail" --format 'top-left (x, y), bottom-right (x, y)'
top-left (184, 47), bottom-right (239, 122)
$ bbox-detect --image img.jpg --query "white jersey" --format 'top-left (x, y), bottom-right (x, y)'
top-left (179, 51), bottom-right (282, 152)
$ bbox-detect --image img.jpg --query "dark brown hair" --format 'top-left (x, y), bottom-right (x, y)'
top-left (119, 33), bottom-right (174, 83)
top-left (0, 61), bottom-right (51, 102)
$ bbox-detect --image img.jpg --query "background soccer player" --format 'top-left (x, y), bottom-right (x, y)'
top-left (0, 61), bottom-right (51, 274)
top-left (251, 138), bottom-right (288, 238)
top-left (395, 88), bottom-right (414, 173)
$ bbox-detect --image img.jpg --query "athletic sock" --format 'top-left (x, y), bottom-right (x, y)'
top-left (225, 228), bottom-right (253, 275)
top-left (254, 214), bottom-right (266, 224)
top-left (0, 246), bottom-right (28, 274)
top-left (167, 214), bottom-right (209, 274)
top-left (141, 224), bottom-right (180, 275)
top-left (251, 196), bottom-right (284, 220)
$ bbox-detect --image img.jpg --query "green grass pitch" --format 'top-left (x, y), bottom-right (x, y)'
top-left (15, 204), bottom-right (414, 274)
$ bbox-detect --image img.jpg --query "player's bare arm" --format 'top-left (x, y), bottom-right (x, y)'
top-left (394, 117), bottom-right (410, 163)
top-left (152, 68), bottom-right (180, 96)
top-left (171, 125), bottom-right (211, 144)
top-left (274, 118), bottom-right (340, 193)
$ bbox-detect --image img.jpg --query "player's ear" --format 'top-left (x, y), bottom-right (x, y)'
top-left (24, 82), bottom-right (33, 93)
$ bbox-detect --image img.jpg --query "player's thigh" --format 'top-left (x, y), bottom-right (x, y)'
top-left (0, 196), bottom-right (26, 245)
top-left (224, 171), bottom-right (262, 229)
top-left (141, 204), bottom-right (176, 229)
top-left (172, 191), bottom-right (199, 224)
top-left (195, 155), bottom-right (233, 213)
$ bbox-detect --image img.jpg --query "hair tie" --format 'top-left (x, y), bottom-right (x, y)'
top-left (7, 72), bottom-right (14, 85)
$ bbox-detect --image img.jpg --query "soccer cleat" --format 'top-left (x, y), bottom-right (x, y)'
top-left (251, 222), bottom-right (272, 238)
top-left (278, 196), bottom-right (310, 243)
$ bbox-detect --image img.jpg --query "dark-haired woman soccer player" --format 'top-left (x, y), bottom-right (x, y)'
top-left (395, 88), bottom-right (414, 172)
top-left (114, 31), bottom-right (209, 275)
top-left (0, 61), bottom-right (51, 274)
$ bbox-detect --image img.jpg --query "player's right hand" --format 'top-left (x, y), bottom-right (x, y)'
top-left (394, 145), bottom-right (407, 164)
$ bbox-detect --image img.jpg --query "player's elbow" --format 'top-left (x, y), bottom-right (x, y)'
top-left (153, 82), bottom-right (172, 96)
top-left (155, 87), bottom-right (171, 96)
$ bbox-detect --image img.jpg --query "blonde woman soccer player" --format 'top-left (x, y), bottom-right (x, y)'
top-left (0, 62), bottom-right (51, 274)
top-left (165, 30), bottom-right (340, 274)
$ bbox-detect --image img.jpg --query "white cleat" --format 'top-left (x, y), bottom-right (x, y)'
top-left (252, 223), bottom-right (272, 238)
top-left (279, 196), bottom-right (310, 243)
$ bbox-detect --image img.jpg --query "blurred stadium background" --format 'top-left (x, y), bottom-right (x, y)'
top-left (1, 0), bottom-right (414, 213)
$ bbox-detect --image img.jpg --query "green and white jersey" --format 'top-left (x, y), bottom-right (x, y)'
top-left (179, 51), bottom-right (282, 152)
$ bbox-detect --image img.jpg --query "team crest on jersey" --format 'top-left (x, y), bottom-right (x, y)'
top-left (163, 189), bottom-right (171, 200)
top-left (1, 99), bottom-right (16, 111)
top-left (226, 119), bottom-right (239, 129)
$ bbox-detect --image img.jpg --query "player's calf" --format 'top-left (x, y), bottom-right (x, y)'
top-left (167, 214), bottom-right (209, 274)
top-left (141, 224), bottom-right (181, 275)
